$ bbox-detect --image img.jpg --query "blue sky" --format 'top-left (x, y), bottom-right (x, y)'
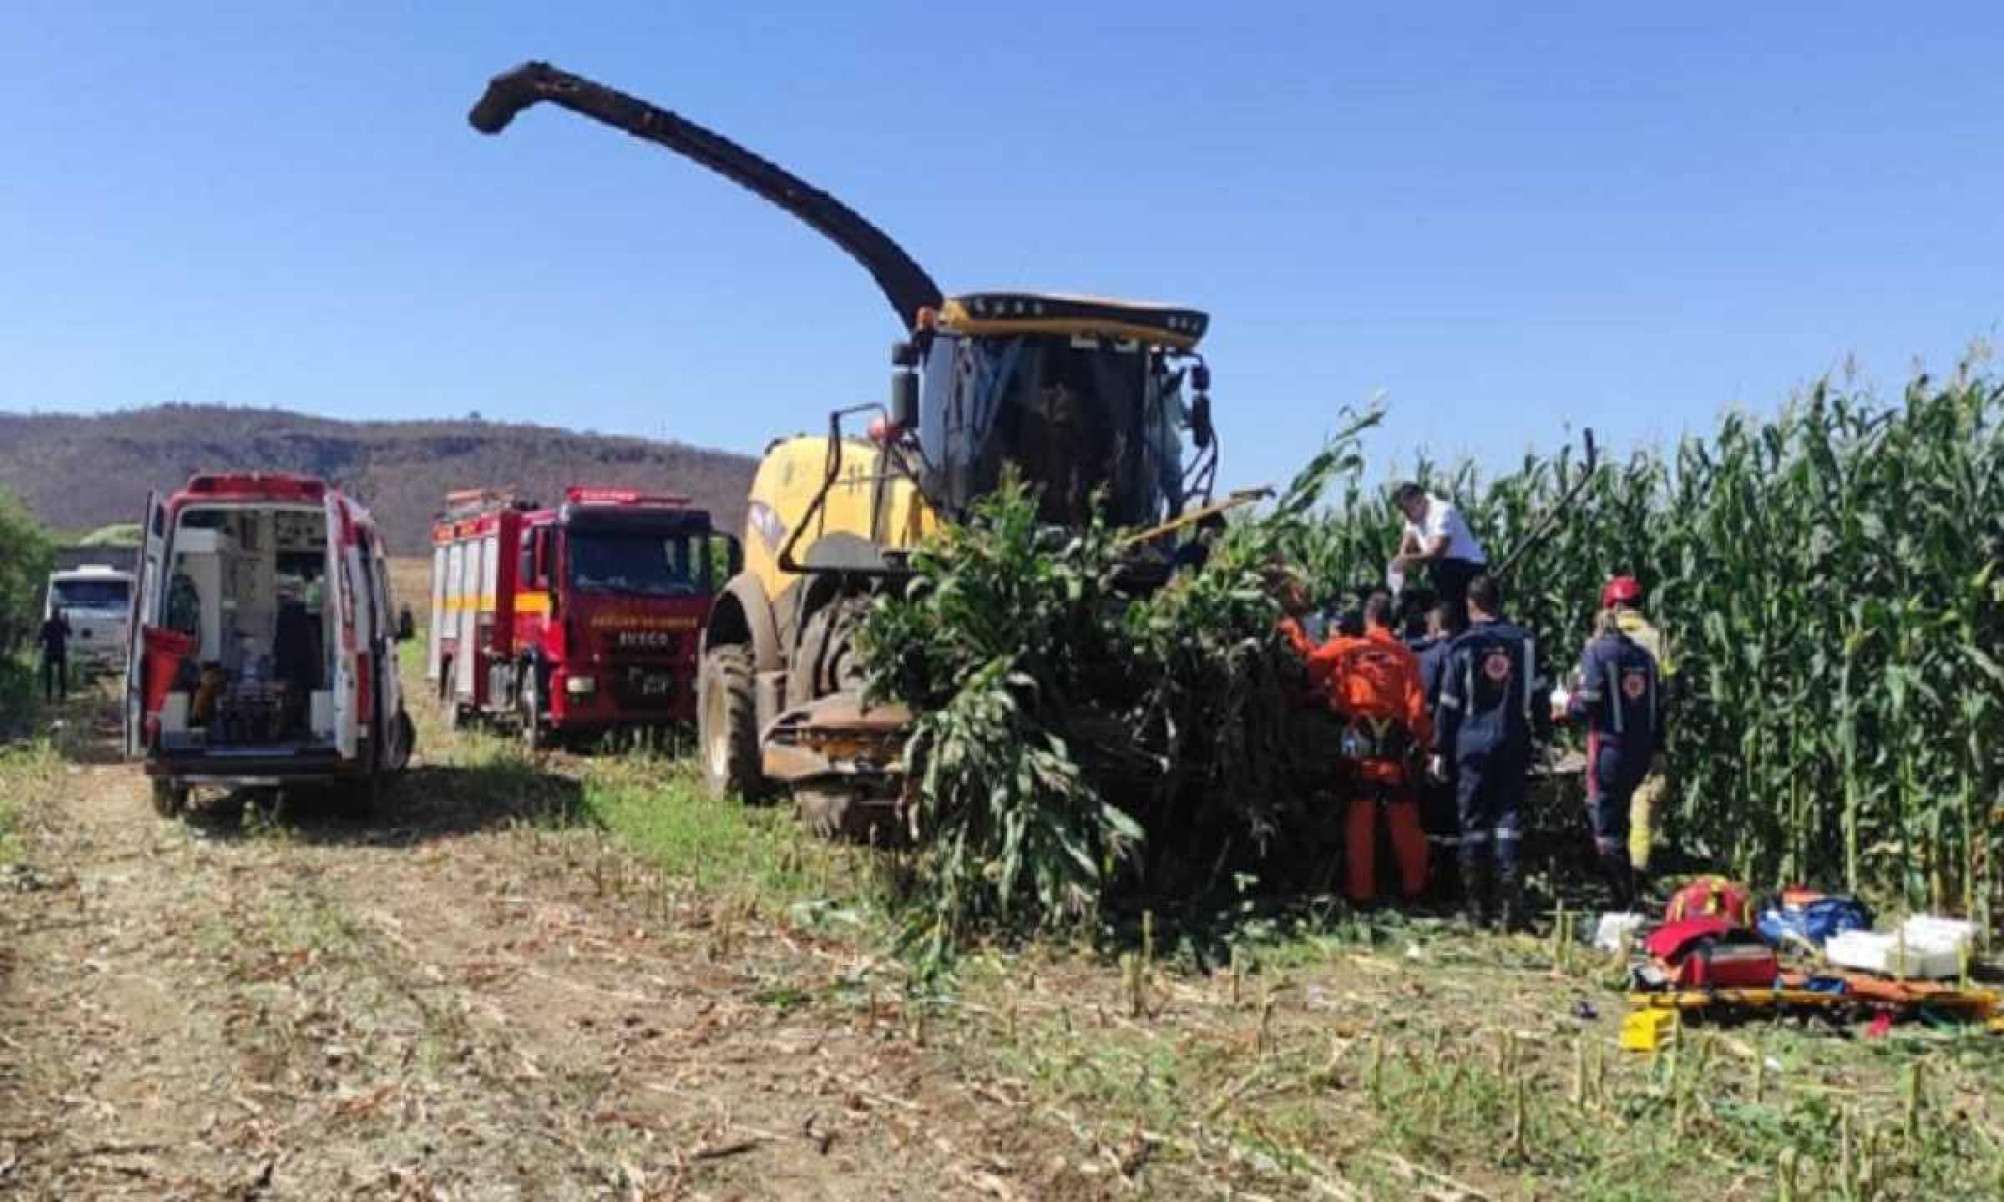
top-left (2, 2), bottom-right (1999, 492)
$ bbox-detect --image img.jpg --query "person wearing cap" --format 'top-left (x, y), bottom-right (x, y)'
top-left (1599, 575), bottom-right (1674, 881)
top-left (1391, 484), bottom-right (1488, 621)
top-left (1557, 587), bottom-right (1665, 911)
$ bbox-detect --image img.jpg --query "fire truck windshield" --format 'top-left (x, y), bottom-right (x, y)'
top-left (568, 530), bottom-right (706, 598)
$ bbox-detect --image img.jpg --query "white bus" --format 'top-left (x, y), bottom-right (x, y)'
top-left (44, 564), bottom-right (136, 674)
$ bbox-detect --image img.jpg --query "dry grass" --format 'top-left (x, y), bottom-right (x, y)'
top-left (386, 556), bottom-right (432, 630)
top-left (4, 666), bottom-right (2001, 1200)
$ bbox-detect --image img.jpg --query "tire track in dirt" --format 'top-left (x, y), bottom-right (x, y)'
top-left (0, 712), bottom-right (1024, 1200)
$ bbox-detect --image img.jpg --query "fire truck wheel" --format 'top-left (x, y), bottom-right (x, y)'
top-left (151, 778), bottom-right (188, 818)
top-left (699, 643), bottom-right (765, 803)
top-left (520, 686), bottom-right (543, 754)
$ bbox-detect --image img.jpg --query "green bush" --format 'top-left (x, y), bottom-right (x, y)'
top-left (0, 488), bottom-right (55, 659)
top-left (77, 522), bottom-right (142, 548)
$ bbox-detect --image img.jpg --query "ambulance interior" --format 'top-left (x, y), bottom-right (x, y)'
top-left (154, 505), bottom-right (341, 752)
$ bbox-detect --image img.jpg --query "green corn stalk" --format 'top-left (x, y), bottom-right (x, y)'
top-left (1309, 363), bottom-right (2001, 907)
top-left (867, 360), bottom-right (2001, 968)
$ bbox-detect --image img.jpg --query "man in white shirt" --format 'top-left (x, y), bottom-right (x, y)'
top-left (1392, 483), bottom-right (1488, 620)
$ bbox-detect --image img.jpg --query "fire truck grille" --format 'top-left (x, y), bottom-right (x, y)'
top-left (611, 664), bottom-right (681, 708)
top-left (612, 629), bottom-right (682, 653)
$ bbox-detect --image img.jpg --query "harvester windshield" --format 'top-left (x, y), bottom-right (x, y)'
top-left (917, 333), bottom-right (1190, 528)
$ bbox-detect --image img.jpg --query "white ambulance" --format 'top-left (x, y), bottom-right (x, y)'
top-left (123, 472), bottom-right (415, 815)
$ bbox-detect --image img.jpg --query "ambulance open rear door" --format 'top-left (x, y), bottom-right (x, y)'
top-left (122, 492), bottom-right (165, 759)
top-left (326, 492), bottom-right (360, 762)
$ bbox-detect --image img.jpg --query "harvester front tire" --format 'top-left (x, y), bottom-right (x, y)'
top-left (698, 644), bottom-right (765, 803)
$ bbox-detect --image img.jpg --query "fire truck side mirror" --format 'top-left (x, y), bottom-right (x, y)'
top-left (715, 534), bottom-right (743, 582)
top-left (396, 607), bottom-right (416, 642)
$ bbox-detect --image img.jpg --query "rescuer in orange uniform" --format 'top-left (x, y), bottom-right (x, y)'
top-left (1300, 592), bottom-right (1433, 903)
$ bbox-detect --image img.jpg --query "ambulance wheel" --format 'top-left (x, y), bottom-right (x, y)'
top-left (698, 643), bottom-right (765, 803)
top-left (387, 710), bottom-right (416, 772)
top-left (151, 778), bottom-right (188, 818)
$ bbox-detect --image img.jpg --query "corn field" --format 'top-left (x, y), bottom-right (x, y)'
top-left (1306, 363), bottom-right (2004, 919)
top-left (865, 362), bottom-right (2001, 962)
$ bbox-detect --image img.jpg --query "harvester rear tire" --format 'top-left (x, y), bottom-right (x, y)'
top-left (698, 644), bottom-right (765, 803)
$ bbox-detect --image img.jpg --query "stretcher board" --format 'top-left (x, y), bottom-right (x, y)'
top-left (1628, 986), bottom-right (1998, 1020)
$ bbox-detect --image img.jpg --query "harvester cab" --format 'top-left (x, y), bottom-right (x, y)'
top-left (904, 294), bottom-right (1215, 531)
top-left (468, 61), bottom-right (1229, 824)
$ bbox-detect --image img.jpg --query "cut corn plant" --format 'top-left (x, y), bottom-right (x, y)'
top-left (861, 408), bottom-right (1384, 968)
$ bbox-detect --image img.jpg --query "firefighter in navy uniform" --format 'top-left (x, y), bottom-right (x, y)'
top-left (1561, 603), bottom-right (1664, 911)
top-left (1435, 575), bottom-right (1538, 930)
top-left (1409, 598), bottom-right (1463, 898)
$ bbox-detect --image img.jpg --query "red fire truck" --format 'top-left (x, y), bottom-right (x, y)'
top-left (427, 487), bottom-right (735, 747)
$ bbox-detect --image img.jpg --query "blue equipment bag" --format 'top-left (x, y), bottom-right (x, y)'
top-left (1756, 892), bottom-right (1873, 951)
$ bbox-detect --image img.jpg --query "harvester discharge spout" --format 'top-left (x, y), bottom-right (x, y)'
top-left (467, 61), bottom-right (944, 328)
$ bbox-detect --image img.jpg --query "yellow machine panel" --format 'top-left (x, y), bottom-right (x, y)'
top-left (741, 436), bottom-right (937, 604)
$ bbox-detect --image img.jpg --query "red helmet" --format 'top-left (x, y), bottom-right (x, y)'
top-left (1600, 575), bottom-right (1643, 609)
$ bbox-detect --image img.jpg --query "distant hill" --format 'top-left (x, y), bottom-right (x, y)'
top-left (0, 405), bottom-right (757, 556)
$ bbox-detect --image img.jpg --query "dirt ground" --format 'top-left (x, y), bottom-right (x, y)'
top-left (7, 681), bottom-right (2003, 1201)
top-left (0, 696), bottom-right (1042, 1201)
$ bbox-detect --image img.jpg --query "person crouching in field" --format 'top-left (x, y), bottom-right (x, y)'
top-left (1391, 483), bottom-right (1488, 623)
